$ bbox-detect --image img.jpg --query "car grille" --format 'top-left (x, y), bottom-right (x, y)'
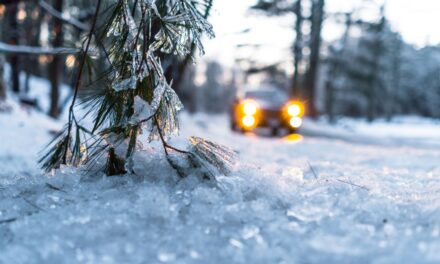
top-left (262, 109), bottom-right (281, 119)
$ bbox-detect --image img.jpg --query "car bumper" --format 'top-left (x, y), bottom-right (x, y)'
top-left (234, 109), bottom-right (302, 130)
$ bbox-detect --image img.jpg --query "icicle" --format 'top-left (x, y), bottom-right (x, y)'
top-left (123, 2), bottom-right (139, 49)
top-left (148, 79), bottom-right (184, 140)
top-left (143, 0), bottom-right (161, 18)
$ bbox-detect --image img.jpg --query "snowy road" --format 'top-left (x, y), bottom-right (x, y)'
top-left (1, 109), bottom-right (440, 264)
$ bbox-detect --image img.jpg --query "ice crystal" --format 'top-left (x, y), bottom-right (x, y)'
top-left (123, 3), bottom-right (139, 50)
top-left (188, 137), bottom-right (238, 180)
top-left (148, 80), bottom-right (184, 140)
top-left (150, 0), bottom-right (215, 57)
top-left (144, 0), bottom-right (161, 18)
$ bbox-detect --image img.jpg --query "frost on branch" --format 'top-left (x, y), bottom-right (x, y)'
top-left (150, 0), bottom-right (215, 56)
top-left (148, 79), bottom-right (184, 140)
top-left (187, 137), bottom-right (238, 180)
top-left (40, 0), bottom-right (233, 179)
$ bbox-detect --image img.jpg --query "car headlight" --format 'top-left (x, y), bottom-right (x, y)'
top-left (286, 102), bottom-right (304, 117)
top-left (242, 100), bottom-right (258, 115)
top-left (289, 117), bottom-right (302, 128)
top-left (242, 115), bottom-right (256, 128)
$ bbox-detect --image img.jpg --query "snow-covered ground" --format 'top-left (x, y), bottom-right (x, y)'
top-left (301, 116), bottom-right (440, 148)
top-left (1, 100), bottom-right (440, 264)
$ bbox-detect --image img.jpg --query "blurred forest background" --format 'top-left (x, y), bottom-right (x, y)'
top-left (0, 0), bottom-right (439, 122)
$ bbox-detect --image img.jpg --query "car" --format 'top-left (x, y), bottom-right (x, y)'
top-left (230, 88), bottom-right (305, 135)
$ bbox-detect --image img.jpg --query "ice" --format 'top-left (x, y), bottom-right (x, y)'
top-left (145, 0), bottom-right (161, 18)
top-left (130, 96), bottom-right (152, 125)
top-left (112, 76), bottom-right (137, 92)
top-left (148, 0), bottom-right (214, 57)
top-left (123, 3), bottom-right (139, 49)
top-left (148, 80), bottom-right (184, 140)
top-left (188, 136), bottom-right (238, 180)
top-left (1, 96), bottom-right (440, 263)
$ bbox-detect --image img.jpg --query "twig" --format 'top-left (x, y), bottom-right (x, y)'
top-left (336, 179), bottom-right (370, 191)
top-left (21, 197), bottom-right (45, 212)
top-left (154, 116), bottom-right (188, 177)
top-left (0, 217), bottom-right (17, 224)
top-left (46, 183), bottom-right (67, 193)
top-left (138, 113), bottom-right (156, 124)
top-left (307, 160), bottom-right (319, 180)
top-left (154, 116), bottom-right (188, 154)
top-left (63, 0), bottom-right (102, 164)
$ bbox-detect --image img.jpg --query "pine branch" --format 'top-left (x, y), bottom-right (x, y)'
top-left (40, 0), bottom-right (230, 178)
top-left (63, 0), bottom-right (102, 164)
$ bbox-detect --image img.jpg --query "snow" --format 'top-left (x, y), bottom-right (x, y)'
top-left (3, 66), bottom-right (72, 116)
top-left (301, 116), bottom-right (440, 148)
top-left (1, 99), bottom-right (440, 263)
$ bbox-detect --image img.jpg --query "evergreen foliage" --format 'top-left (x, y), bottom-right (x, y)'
top-left (39, 0), bottom-right (225, 177)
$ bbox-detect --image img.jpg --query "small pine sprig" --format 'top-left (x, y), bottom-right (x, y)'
top-left (40, 0), bottom-right (222, 177)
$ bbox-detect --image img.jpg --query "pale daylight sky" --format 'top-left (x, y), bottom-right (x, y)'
top-left (202, 0), bottom-right (440, 68)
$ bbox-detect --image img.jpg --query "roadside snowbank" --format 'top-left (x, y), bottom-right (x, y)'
top-left (301, 116), bottom-right (440, 148)
top-left (0, 99), bottom-right (60, 180)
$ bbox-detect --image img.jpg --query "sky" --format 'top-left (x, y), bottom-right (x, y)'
top-left (202, 0), bottom-right (440, 68)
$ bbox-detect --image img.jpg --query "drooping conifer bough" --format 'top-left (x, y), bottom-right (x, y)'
top-left (40, 0), bottom-right (237, 178)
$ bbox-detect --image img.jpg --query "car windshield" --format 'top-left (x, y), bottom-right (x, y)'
top-left (245, 90), bottom-right (288, 104)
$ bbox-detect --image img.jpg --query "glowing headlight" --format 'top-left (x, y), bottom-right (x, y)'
top-left (243, 101), bottom-right (258, 115)
top-left (287, 104), bottom-right (301, 116)
top-left (242, 115), bottom-right (256, 128)
top-left (286, 101), bottom-right (304, 117)
top-left (289, 117), bottom-right (302, 128)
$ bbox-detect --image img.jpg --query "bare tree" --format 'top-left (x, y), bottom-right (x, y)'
top-left (292, 0), bottom-right (303, 97)
top-left (304, 0), bottom-right (324, 117)
top-left (325, 12), bottom-right (353, 123)
top-left (252, 0), bottom-right (305, 98)
top-left (5, 3), bottom-right (20, 93)
top-left (0, 56), bottom-right (5, 100)
top-left (385, 35), bottom-right (402, 121)
top-left (48, 0), bottom-right (64, 118)
top-left (366, 7), bottom-right (386, 122)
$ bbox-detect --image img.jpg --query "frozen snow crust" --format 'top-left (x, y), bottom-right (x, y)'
top-left (1, 105), bottom-right (440, 264)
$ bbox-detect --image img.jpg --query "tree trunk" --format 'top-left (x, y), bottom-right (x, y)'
top-left (0, 56), bottom-right (6, 100)
top-left (6, 3), bottom-right (20, 93)
top-left (24, 2), bottom-right (43, 94)
top-left (49, 0), bottom-right (64, 118)
top-left (367, 9), bottom-right (385, 122)
top-left (304, 0), bottom-right (324, 117)
top-left (292, 0), bottom-right (303, 98)
top-left (386, 37), bottom-right (402, 121)
top-left (326, 13), bottom-right (352, 123)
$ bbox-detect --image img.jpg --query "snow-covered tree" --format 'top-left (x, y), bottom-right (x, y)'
top-left (324, 7), bottom-right (403, 121)
top-left (40, 0), bottom-right (236, 178)
top-left (323, 9), bottom-right (440, 121)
